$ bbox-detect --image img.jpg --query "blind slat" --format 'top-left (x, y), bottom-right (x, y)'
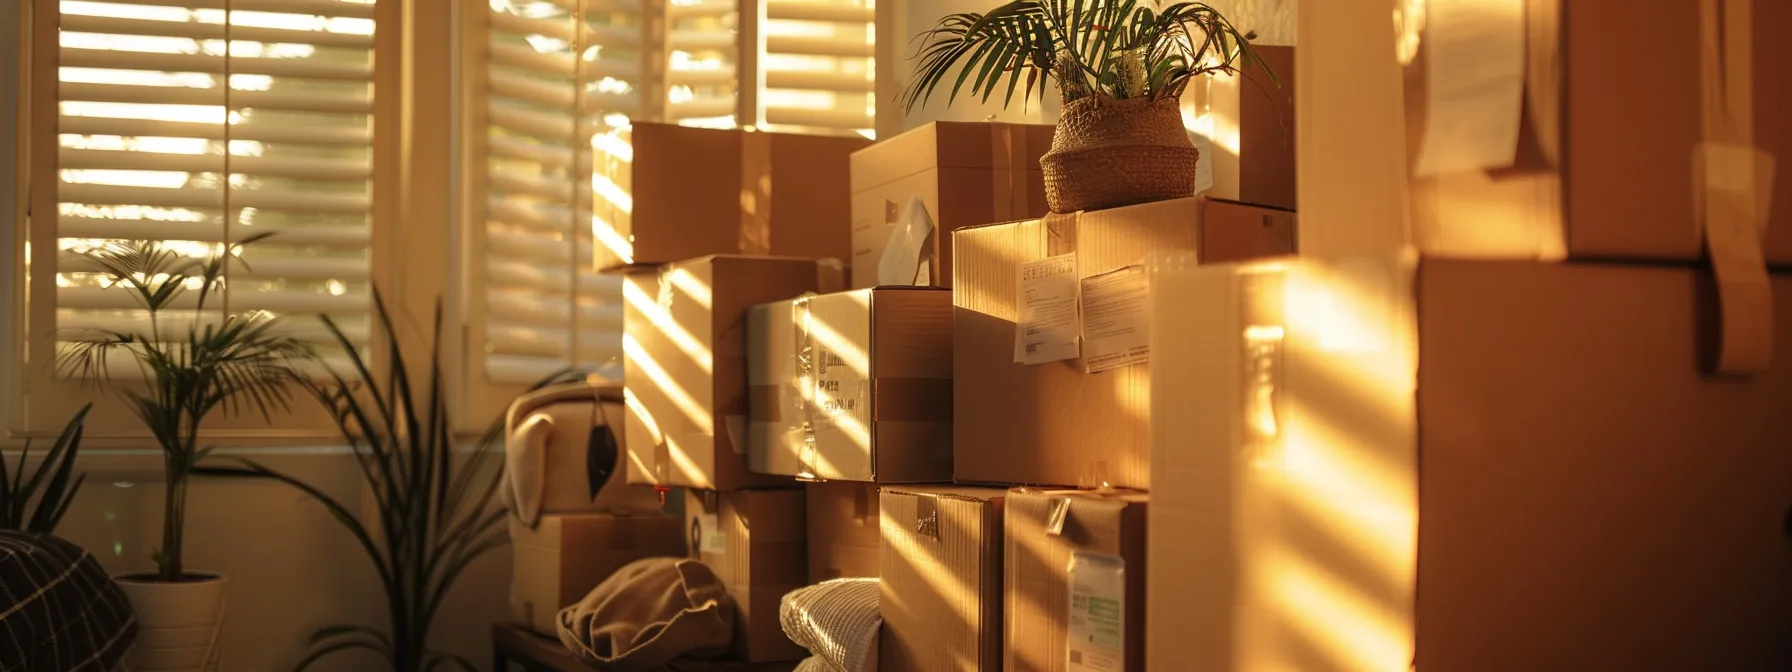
top-left (487, 134), bottom-right (575, 169)
top-left (488, 42), bottom-right (575, 77)
top-left (59, 82), bottom-right (374, 115)
top-left (59, 14), bottom-right (376, 49)
top-left (58, 217), bottom-right (369, 248)
top-left (58, 286), bottom-right (368, 313)
top-left (488, 11), bottom-right (575, 42)
top-left (60, 148), bottom-right (372, 181)
top-left (60, 254), bottom-right (369, 281)
top-left (764, 105), bottom-right (870, 131)
top-left (90, 0), bottom-right (378, 19)
top-left (766, 35), bottom-right (873, 58)
top-left (61, 115), bottom-right (372, 145)
top-left (766, 2), bottom-right (874, 23)
top-left (59, 311), bottom-right (369, 345)
top-left (765, 69), bottom-right (872, 93)
top-left (59, 183), bottom-right (371, 214)
top-left (60, 47), bottom-right (373, 80)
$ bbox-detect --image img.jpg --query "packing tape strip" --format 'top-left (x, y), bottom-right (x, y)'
top-left (794, 295), bottom-right (819, 479)
top-left (990, 123), bottom-right (1033, 221)
top-left (872, 377), bottom-right (953, 421)
top-left (1697, 0), bottom-right (1776, 374)
top-left (739, 129), bottom-right (774, 255)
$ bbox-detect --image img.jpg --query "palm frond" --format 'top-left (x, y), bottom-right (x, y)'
top-left (0, 405), bottom-right (93, 534)
top-left (900, 0), bottom-right (1267, 109)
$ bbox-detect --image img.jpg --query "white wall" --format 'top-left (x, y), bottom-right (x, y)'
top-left (53, 450), bottom-right (512, 672)
top-left (875, 0), bottom-right (1062, 138)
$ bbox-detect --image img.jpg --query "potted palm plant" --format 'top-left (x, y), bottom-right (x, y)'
top-left (199, 295), bottom-right (581, 671)
top-left (1, 405), bottom-right (92, 534)
top-left (59, 234), bottom-right (313, 671)
top-left (903, 0), bottom-right (1268, 213)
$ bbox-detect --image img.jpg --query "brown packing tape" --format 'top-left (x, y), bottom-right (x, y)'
top-left (739, 130), bottom-right (774, 255)
top-left (793, 295), bottom-right (819, 478)
top-left (853, 485), bottom-right (872, 524)
top-left (748, 384), bottom-right (781, 422)
top-left (990, 123), bottom-right (1036, 222)
top-left (872, 377), bottom-right (953, 422)
top-left (1697, 0), bottom-right (1776, 374)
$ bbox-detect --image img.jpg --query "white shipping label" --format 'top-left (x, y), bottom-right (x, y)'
top-left (1015, 253), bottom-right (1082, 365)
top-left (1067, 552), bottom-right (1126, 672)
top-left (696, 513), bottom-right (726, 554)
top-left (1080, 265), bottom-right (1150, 373)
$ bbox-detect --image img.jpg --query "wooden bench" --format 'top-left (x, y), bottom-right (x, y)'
top-left (492, 623), bottom-right (799, 672)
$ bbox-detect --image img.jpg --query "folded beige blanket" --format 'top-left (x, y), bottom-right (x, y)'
top-left (557, 557), bottom-right (735, 671)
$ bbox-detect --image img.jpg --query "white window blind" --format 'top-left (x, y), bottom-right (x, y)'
top-left (26, 0), bottom-right (385, 427)
top-left (476, 0), bottom-right (630, 386)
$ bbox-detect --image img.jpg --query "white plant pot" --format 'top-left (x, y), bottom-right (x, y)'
top-left (115, 573), bottom-right (227, 672)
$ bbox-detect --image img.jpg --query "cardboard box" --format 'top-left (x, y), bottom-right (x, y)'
top-left (1004, 489), bottom-right (1148, 672)
top-left (879, 486), bottom-right (1006, 672)
top-left (1189, 44), bottom-right (1297, 211)
top-left (850, 122), bottom-right (1056, 288)
top-left (952, 196), bottom-right (1296, 489)
top-left (1148, 255), bottom-right (1792, 671)
top-left (805, 481), bottom-right (881, 582)
top-left (1402, 1), bottom-right (1791, 264)
top-left (623, 255), bottom-right (842, 491)
top-left (595, 123), bottom-right (871, 271)
top-left (685, 489), bottom-right (808, 662)
top-left (508, 513), bottom-right (687, 635)
top-left (746, 287), bottom-right (954, 482)
top-left (505, 384), bottom-right (665, 518)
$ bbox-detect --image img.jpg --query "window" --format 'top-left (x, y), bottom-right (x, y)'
top-left (13, 0), bottom-right (392, 436)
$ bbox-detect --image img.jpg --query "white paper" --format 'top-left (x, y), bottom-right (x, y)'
top-left (878, 196), bottom-right (936, 286)
top-left (1067, 552), bottom-right (1126, 672)
top-left (1079, 265), bottom-right (1150, 373)
top-left (1190, 129), bottom-right (1215, 195)
top-left (1412, 0), bottom-right (1526, 177)
top-left (696, 513), bottom-right (726, 554)
top-left (1015, 253), bottom-right (1081, 364)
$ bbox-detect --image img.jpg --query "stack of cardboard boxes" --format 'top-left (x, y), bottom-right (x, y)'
top-left (1147, 2), bottom-right (1792, 671)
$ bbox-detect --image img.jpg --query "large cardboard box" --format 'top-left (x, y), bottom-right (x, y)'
top-left (1188, 44), bottom-right (1297, 211)
top-left (1148, 255), bottom-right (1792, 671)
top-left (507, 513), bottom-right (687, 635)
top-left (1005, 489), bottom-right (1148, 672)
top-left (624, 256), bottom-right (841, 491)
top-left (850, 122), bottom-right (1056, 288)
top-left (746, 287), bottom-right (953, 482)
top-left (879, 486), bottom-right (1006, 672)
top-left (953, 196), bottom-right (1295, 489)
top-left (1402, 0), bottom-right (1791, 264)
top-left (685, 489), bottom-right (808, 662)
top-left (805, 481), bottom-right (881, 582)
top-left (595, 123), bottom-right (871, 271)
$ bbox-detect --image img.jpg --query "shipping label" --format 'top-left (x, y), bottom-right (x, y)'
top-left (1067, 552), bottom-right (1126, 672)
top-left (1016, 253), bottom-right (1081, 364)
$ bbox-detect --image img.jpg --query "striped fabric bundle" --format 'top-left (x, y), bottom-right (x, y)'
top-left (0, 531), bottom-right (137, 672)
top-left (778, 578), bottom-right (881, 672)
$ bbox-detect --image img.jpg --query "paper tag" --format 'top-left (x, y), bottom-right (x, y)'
top-left (1080, 265), bottom-right (1150, 373)
top-left (1412, 0), bottom-right (1527, 176)
top-left (1067, 552), bottom-right (1126, 672)
top-left (1016, 253), bottom-right (1081, 365)
top-left (1190, 130), bottom-right (1215, 195)
top-left (696, 513), bottom-right (726, 554)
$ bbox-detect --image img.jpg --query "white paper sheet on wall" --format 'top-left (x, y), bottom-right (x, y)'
top-left (1015, 253), bottom-right (1081, 365)
top-left (1411, 0), bottom-right (1527, 176)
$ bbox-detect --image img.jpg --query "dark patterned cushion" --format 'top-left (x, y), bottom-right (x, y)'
top-left (0, 530), bottom-right (137, 672)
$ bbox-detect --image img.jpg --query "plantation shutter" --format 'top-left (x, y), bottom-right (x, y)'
top-left (476, 0), bottom-right (632, 386)
top-left (27, 0), bottom-right (387, 428)
top-left (745, 0), bottom-right (874, 134)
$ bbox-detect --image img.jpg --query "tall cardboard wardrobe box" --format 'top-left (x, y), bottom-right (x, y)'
top-left (953, 196), bottom-right (1295, 489)
top-left (1147, 255), bottom-right (1792, 672)
top-left (879, 486), bottom-right (1006, 672)
top-left (746, 287), bottom-right (954, 482)
top-left (594, 123), bottom-right (871, 271)
top-left (623, 255), bottom-right (841, 491)
top-left (685, 489), bottom-right (809, 662)
top-left (1005, 489), bottom-right (1148, 672)
top-left (850, 122), bottom-right (1055, 288)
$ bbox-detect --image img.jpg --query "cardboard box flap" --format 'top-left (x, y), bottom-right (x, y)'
top-left (851, 122), bottom-right (1055, 191)
top-left (879, 486), bottom-right (1006, 672)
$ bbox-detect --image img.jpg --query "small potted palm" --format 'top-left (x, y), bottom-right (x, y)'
top-left (60, 234), bottom-right (312, 671)
top-left (903, 0), bottom-right (1267, 213)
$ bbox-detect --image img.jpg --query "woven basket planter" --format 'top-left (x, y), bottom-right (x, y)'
top-left (1041, 94), bottom-right (1200, 213)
